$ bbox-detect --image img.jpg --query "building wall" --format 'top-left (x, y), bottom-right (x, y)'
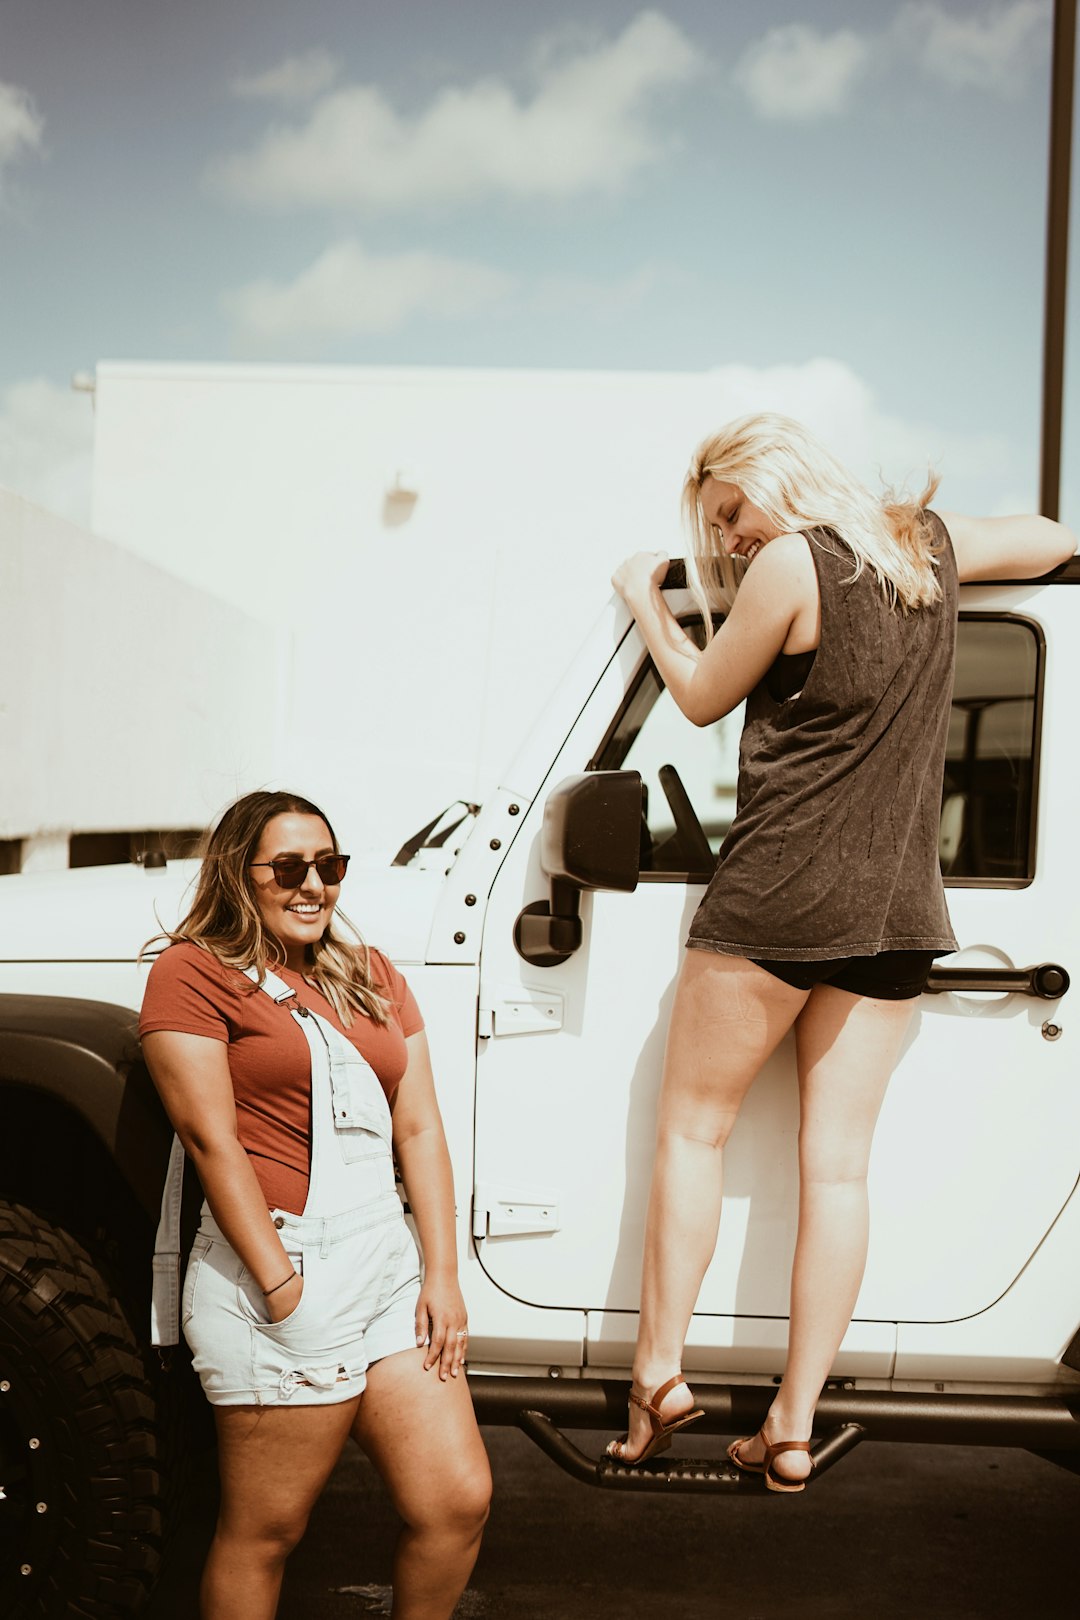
top-left (90, 361), bottom-right (745, 855)
top-left (0, 486), bottom-right (276, 858)
top-left (89, 358), bottom-right (971, 858)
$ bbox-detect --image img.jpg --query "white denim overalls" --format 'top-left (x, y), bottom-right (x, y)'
top-left (151, 966), bottom-right (421, 1406)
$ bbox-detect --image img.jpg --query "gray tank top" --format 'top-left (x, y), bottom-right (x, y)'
top-left (688, 515), bottom-right (959, 960)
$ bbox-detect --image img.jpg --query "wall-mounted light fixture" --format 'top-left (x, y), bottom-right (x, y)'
top-left (382, 470), bottom-right (418, 528)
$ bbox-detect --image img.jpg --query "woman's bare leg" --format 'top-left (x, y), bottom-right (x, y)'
top-left (739, 985), bottom-right (916, 1482)
top-left (616, 951), bottom-right (808, 1461)
top-left (203, 1399), bottom-right (360, 1619)
top-left (351, 1347), bottom-right (491, 1620)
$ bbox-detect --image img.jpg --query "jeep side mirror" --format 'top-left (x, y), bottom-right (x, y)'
top-left (514, 771), bottom-right (643, 968)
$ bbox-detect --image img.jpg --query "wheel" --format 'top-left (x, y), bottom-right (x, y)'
top-left (0, 1201), bottom-right (163, 1616)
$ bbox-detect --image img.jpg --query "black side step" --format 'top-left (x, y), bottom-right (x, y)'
top-left (469, 1376), bottom-right (1080, 1462)
top-left (517, 1410), bottom-right (866, 1493)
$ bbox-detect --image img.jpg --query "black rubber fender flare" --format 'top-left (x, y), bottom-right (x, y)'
top-left (0, 995), bottom-right (172, 1222)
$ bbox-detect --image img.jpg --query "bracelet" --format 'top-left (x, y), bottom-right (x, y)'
top-left (263, 1272), bottom-right (297, 1298)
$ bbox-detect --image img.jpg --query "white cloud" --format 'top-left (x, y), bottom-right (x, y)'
top-left (210, 10), bottom-right (698, 210)
top-left (0, 80), bottom-right (44, 185)
top-left (532, 260), bottom-right (691, 318)
top-left (733, 3), bottom-right (1050, 122)
top-left (224, 239), bottom-right (513, 350)
top-left (0, 377), bottom-right (94, 526)
top-left (896, 1), bottom-right (1051, 92)
top-left (232, 48), bottom-right (341, 103)
top-left (733, 24), bottom-right (870, 121)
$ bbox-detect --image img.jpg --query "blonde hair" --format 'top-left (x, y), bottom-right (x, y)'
top-left (682, 413), bottom-right (942, 630)
top-left (143, 790), bottom-right (389, 1027)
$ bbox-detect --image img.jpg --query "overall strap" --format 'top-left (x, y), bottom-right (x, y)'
top-left (244, 965), bottom-right (394, 1191)
top-left (242, 963), bottom-right (302, 1006)
top-left (150, 1133), bottom-right (188, 1347)
top-left (244, 967), bottom-right (393, 1147)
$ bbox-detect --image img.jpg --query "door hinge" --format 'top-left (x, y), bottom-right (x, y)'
top-left (476, 983), bottom-right (565, 1038)
top-left (472, 1182), bottom-right (561, 1239)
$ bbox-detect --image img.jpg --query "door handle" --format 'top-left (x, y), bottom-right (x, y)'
top-left (924, 962), bottom-right (1070, 999)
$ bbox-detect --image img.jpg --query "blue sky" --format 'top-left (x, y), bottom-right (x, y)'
top-left (0, 1), bottom-right (1074, 523)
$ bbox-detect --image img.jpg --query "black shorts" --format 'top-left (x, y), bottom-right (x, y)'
top-left (751, 950), bottom-right (937, 1001)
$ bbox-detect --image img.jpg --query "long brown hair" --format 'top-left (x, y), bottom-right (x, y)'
top-left (145, 790), bottom-right (388, 1027)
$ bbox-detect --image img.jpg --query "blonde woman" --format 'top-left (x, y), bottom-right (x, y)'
top-left (141, 790), bottom-right (490, 1618)
top-left (606, 414), bottom-right (1075, 1487)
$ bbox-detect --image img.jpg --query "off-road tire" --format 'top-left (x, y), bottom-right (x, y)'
top-left (0, 1201), bottom-right (162, 1616)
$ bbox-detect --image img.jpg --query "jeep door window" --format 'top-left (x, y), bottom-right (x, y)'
top-left (941, 615), bottom-right (1042, 885)
top-left (595, 614), bottom-right (1042, 886)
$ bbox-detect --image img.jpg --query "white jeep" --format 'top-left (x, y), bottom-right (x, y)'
top-left (0, 556), bottom-right (1077, 1615)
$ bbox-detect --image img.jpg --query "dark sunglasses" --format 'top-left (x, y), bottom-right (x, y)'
top-left (249, 855), bottom-right (350, 889)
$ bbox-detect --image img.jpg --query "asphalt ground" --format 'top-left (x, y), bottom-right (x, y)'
top-left (147, 1420), bottom-right (1080, 1619)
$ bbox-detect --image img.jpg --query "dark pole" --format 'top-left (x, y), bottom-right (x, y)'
top-left (1040, 0), bottom-right (1077, 519)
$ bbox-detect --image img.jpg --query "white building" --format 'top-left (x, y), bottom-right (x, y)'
top-left (5, 356), bottom-right (966, 865)
top-left (89, 361), bottom-right (715, 858)
top-left (0, 485), bottom-right (273, 871)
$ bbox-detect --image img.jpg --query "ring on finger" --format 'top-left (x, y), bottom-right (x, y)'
top-left (455, 1330), bottom-right (468, 1339)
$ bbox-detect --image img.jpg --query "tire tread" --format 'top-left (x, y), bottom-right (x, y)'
top-left (0, 1200), bottom-right (163, 1617)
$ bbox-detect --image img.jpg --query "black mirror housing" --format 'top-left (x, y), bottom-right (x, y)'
top-left (515, 772), bottom-right (643, 968)
top-left (541, 771), bottom-right (643, 892)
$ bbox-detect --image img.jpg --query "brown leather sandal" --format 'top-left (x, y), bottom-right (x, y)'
top-left (728, 1429), bottom-right (815, 1493)
top-left (727, 1430), bottom-right (767, 1475)
top-left (606, 1373), bottom-right (704, 1464)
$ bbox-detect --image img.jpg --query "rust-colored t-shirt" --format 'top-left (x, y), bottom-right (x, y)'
top-left (139, 940), bottom-right (424, 1214)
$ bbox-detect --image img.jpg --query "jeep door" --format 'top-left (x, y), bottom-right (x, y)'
top-left (472, 573), bottom-right (1079, 1378)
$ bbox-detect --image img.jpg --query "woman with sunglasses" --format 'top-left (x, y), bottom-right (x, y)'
top-left (140, 789), bottom-right (490, 1620)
